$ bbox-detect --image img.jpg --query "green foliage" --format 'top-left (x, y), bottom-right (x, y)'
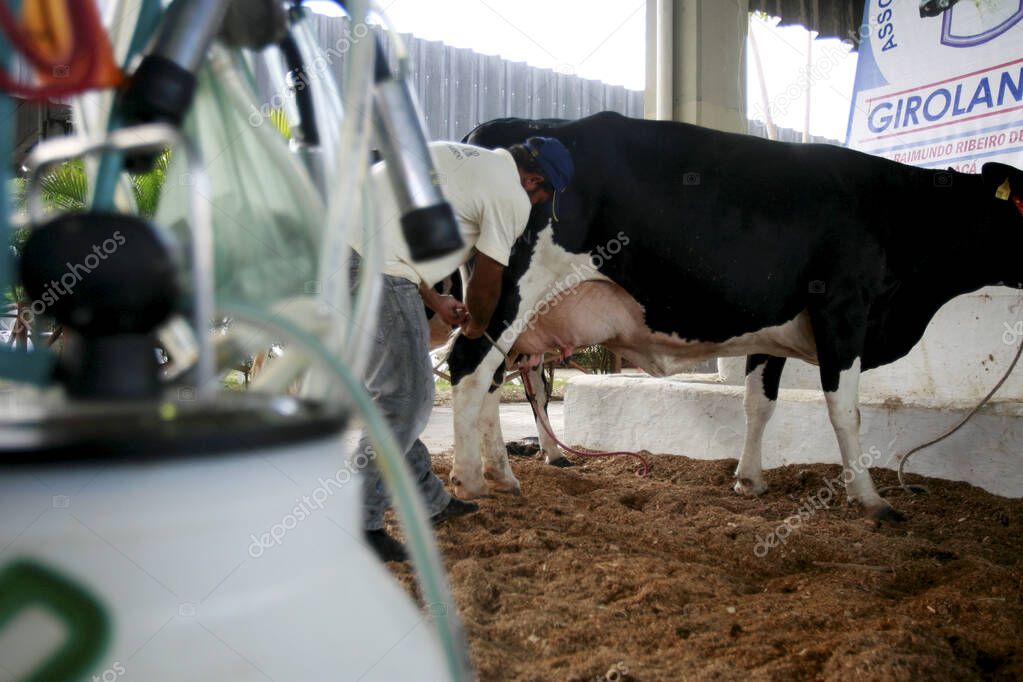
top-left (12, 105), bottom-right (288, 222)
top-left (571, 345), bottom-right (618, 374)
top-left (268, 108), bottom-right (292, 140)
top-left (130, 148), bottom-right (170, 218)
top-left (11, 150), bottom-right (171, 219)
top-left (36, 159), bottom-right (88, 212)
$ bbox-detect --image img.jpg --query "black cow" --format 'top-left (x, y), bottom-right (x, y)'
top-left (461, 117), bottom-right (570, 148)
top-left (446, 111), bottom-right (1023, 520)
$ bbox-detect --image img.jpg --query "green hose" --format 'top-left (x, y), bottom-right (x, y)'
top-left (222, 303), bottom-right (473, 682)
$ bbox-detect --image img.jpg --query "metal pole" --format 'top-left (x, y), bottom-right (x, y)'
top-left (749, 17), bottom-right (777, 140)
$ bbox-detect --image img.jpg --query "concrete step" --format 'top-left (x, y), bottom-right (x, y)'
top-left (564, 374), bottom-right (1023, 498)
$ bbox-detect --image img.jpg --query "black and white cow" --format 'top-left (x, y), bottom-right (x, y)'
top-left (447, 111), bottom-right (1023, 520)
top-left (429, 267), bottom-right (570, 469)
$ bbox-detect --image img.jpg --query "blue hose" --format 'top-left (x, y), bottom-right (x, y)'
top-left (91, 0), bottom-right (164, 210)
top-left (0, 0), bottom-right (56, 385)
top-left (0, 0), bottom-right (17, 300)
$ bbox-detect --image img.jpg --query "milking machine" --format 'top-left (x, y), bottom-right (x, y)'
top-left (0, 1), bottom-right (471, 679)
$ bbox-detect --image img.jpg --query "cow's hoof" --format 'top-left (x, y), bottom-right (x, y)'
top-left (485, 477), bottom-right (522, 496)
top-left (546, 455), bottom-right (572, 468)
top-left (506, 439), bottom-right (540, 457)
top-left (733, 477), bottom-right (768, 497)
top-left (450, 474), bottom-right (488, 500)
top-left (867, 503), bottom-right (905, 523)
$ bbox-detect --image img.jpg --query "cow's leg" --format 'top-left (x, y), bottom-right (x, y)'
top-left (821, 359), bottom-right (899, 520)
top-left (479, 382), bottom-right (522, 494)
top-left (813, 306), bottom-right (901, 521)
top-left (528, 363), bottom-right (569, 466)
top-left (734, 354), bottom-right (785, 496)
top-left (451, 349), bottom-right (505, 499)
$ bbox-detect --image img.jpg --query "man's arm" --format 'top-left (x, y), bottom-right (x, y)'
top-left (419, 281), bottom-right (467, 326)
top-left (461, 252), bottom-right (505, 339)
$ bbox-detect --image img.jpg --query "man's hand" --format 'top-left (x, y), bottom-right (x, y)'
top-left (434, 295), bottom-right (468, 326)
top-left (419, 282), bottom-right (467, 326)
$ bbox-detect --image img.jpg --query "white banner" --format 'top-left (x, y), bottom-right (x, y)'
top-left (847, 0), bottom-right (1023, 171)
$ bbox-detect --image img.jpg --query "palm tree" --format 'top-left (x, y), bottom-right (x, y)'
top-left (12, 150), bottom-right (170, 218)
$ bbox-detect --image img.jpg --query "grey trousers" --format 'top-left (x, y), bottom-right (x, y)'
top-left (353, 258), bottom-right (451, 531)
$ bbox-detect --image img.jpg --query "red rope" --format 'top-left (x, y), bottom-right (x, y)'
top-left (0, 1), bottom-right (71, 71)
top-left (518, 366), bottom-right (651, 477)
top-left (0, 1), bottom-right (105, 99)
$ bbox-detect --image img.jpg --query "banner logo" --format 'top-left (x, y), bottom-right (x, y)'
top-left (937, 0), bottom-right (1023, 47)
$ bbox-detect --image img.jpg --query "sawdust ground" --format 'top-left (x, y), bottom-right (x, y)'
top-left (388, 452), bottom-right (1023, 682)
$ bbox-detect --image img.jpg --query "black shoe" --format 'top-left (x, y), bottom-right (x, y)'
top-left (431, 498), bottom-right (480, 526)
top-left (364, 529), bottom-right (408, 563)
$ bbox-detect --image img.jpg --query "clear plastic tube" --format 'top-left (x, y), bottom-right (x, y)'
top-left (235, 6), bottom-right (381, 396)
top-left (345, 179), bottom-right (383, 377)
top-left (344, 1), bottom-right (450, 374)
top-left (90, 0), bottom-right (163, 211)
top-left (297, 177), bottom-right (382, 398)
top-left (318, 0), bottom-right (375, 356)
top-left (290, 16), bottom-right (345, 168)
top-left (213, 47), bottom-right (324, 225)
top-left (240, 0), bottom-right (383, 393)
top-left (222, 303), bottom-right (472, 682)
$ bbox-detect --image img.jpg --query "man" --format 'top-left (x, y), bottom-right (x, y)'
top-left (350, 136), bottom-right (574, 562)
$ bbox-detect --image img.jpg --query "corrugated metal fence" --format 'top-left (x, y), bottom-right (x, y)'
top-left (253, 13), bottom-right (837, 146)
top-left (255, 13), bottom-right (645, 142)
top-left (746, 119), bottom-right (838, 145)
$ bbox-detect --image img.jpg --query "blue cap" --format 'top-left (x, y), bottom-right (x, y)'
top-left (525, 137), bottom-right (574, 192)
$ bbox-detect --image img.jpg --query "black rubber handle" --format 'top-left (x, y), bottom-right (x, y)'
top-left (400, 204), bottom-right (464, 261)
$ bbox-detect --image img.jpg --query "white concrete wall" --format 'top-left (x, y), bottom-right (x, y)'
top-left (564, 374), bottom-right (1023, 498)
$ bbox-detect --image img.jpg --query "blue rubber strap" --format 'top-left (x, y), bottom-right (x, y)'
top-left (91, 0), bottom-right (165, 210)
top-left (0, 0), bottom-right (54, 384)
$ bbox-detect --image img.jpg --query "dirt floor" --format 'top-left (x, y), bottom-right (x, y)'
top-left (389, 451), bottom-right (1023, 681)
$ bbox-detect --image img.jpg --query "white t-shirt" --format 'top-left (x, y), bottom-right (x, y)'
top-left (350, 141), bottom-right (532, 288)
